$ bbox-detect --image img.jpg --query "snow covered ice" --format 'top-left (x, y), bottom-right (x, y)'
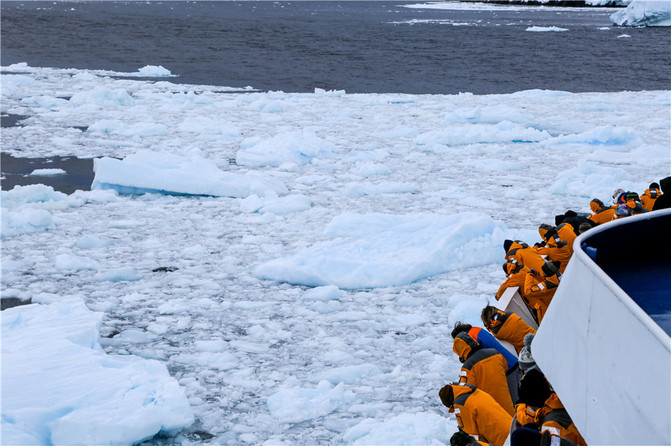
top-left (611, 0), bottom-right (671, 26)
top-left (1, 64), bottom-right (669, 445)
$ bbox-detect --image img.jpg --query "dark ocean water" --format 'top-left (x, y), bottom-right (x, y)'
top-left (2, 1), bottom-right (670, 94)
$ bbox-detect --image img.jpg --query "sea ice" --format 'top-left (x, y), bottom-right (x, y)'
top-left (611, 0), bottom-right (671, 26)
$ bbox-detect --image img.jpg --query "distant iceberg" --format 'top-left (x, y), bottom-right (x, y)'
top-left (611, 0), bottom-right (671, 26)
top-left (92, 150), bottom-right (288, 198)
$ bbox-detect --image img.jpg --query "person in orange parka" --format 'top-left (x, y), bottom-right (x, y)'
top-left (587, 198), bottom-right (615, 225)
top-left (641, 182), bottom-right (661, 211)
top-left (517, 369), bottom-right (587, 446)
top-left (481, 305), bottom-right (536, 354)
top-left (453, 332), bottom-right (515, 416)
top-left (503, 240), bottom-right (546, 274)
top-left (439, 383), bottom-right (512, 446)
top-left (523, 260), bottom-right (562, 323)
top-left (535, 224), bottom-right (571, 273)
top-left (495, 259), bottom-right (528, 300)
top-left (555, 222), bottom-right (577, 255)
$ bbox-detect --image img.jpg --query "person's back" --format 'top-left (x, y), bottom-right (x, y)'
top-left (439, 383), bottom-right (512, 446)
top-left (481, 306), bottom-right (536, 354)
top-left (496, 259), bottom-right (528, 300)
top-left (504, 240), bottom-right (545, 273)
top-left (652, 176), bottom-right (671, 210)
top-left (453, 332), bottom-right (515, 415)
top-left (523, 261), bottom-right (561, 323)
top-left (641, 183), bottom-right (661, 211)
top-left (587, 198), bottom-right (615, 225)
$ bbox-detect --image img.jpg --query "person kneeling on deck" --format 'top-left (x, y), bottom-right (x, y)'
top-left (452, 322), bottom-right (520, 403)
top-left (481, 306), bottom-right (536, 355)
top-left (496, 259), bottom-right (528, 301)
top-left (535, 224), bottom-right (571, 273)
top-left (515, 369), bottom-right (587, 446)
top-left (439, 383), bottom-right (512, 446)
top-left (504, 240), bottom-right (546, 274)
top-left (523, 261), bottom-right (561, 324)
top-left (453, 332), bottom-right (515, 416)
top-left (587, 198), bottom-right (615, 225)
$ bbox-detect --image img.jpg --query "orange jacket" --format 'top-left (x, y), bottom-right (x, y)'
top-left (496, 260), bottom-right (528, 299)
top-left (449, 383), bottom-right (513, 446)
top-left (523, 270), bottom-right (560, 323)
top-left (506, 241), bottom-right (545, 274)
top-left (453, 333), bottom-right (515, 416)
top-left (536, 226), bottom-right (571, 274)
top-left (515, 403), bottom-right (538, 427)
top-left (536, 394), bottom-right (587, 446)
top-left (588, 199), bottom-right (615, 225)
top-left (485, 308), bottom-right (536, 354)
top-left (641, 187), bottom-right (661, 211)
top-left (556, 223), bottom-right (577, 255)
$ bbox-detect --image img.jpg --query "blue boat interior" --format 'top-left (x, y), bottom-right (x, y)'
top-left (581, 213), bottom-right (671, 336)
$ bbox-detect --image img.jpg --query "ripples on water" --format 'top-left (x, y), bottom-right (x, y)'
top-left (2, 1), bottom-right (670, 94)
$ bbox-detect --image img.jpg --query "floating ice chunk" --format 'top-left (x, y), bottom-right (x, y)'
top-left (55, 253), bottom-right (100, 271)
top-left (344, 181), bottom-right (420, 197)
top-left (236, 129), bottom-right (337, 167)
top-left (28, 168), bottom-right (67, 176)
top-left (1, 207), bottom-right (54, 237)
top-left (69, 87), bottom-right (135, 106)
top-left (1, 184), bottom-right (68, 209)
top-left (414, 122), bottom-right (550, 147)
top-left (303, 285), bottom-right (345, 301)
top-left (315, 364), bottom-right (381, 385)
top-left (444, 105), bottom-right (533, 125)
top-left (171, 352), bottom-right (238, 370)
top-left (551, 163), bottom-right (631, 199)
top-left (611, 0), bottom-right (671, 26)
top-left (618, 34), bottom-right (632, 38)
top-left (138, 65), bottom-right (173, 77)
top-left (255, 213), bottom-right (507, 289)
top-left (526, 26), bottom-right (569, 32)
top-left (94, 266), bottom-right (142, 282)
top-left (1, 298), bottom-right (194, 445)
top-left (267, 380), bottom-right (353, 423)
top-left (92, 150), bottom-right (287, 198)
top-left (342, 411), bottom-right (455, 445)
top-left (353, 162), bottom-right (391, 177)
top-left (548, 126), bottom-right (644, 148)
top-left (240, 194), bottom-right (312, 215)
top-left (75, 236), bottom-right (114, 249)
top-left (88, 119), bottom-right (169, 137)
top-left (21, 96), bottom-right (69, 109)
top-left (177, 116), bottom-right (241, 140)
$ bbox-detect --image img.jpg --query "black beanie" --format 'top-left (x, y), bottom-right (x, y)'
top-left (517, 369), bottom-right (552, 408)
top-left (503, 239), bottom-right (513, 253)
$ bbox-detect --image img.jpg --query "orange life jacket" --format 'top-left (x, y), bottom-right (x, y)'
top-left (453, 333), bottom-right (515, 416)
top-left (486, 308), bottom-right (536, 354)
top-left (535, 227), bottom-right (571, 274)
top-left (450, 383), bottom-right (513, 446)
top-left (535, 394), bottom-right (588, 446)
top-left (515, 403), bottom-right (538, 427)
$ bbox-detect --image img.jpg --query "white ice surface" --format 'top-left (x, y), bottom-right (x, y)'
top-left (1, 298), bottom-right (194, 445)
top-left (1, 64), bottom-right (669, 445)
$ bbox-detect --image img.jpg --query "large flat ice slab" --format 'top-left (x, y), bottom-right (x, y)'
top-left (1, 298), bottom-right (194, 445)
top-left (92, 150), bottom-right (287, 198)
top-left (255, 212), bottom-right (507, 289)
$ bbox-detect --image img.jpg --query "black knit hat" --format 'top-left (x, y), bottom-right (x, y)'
top-left (503, 239), bottom-right (513, 253)
top-left (517, 369), bottom-right (552, 407)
